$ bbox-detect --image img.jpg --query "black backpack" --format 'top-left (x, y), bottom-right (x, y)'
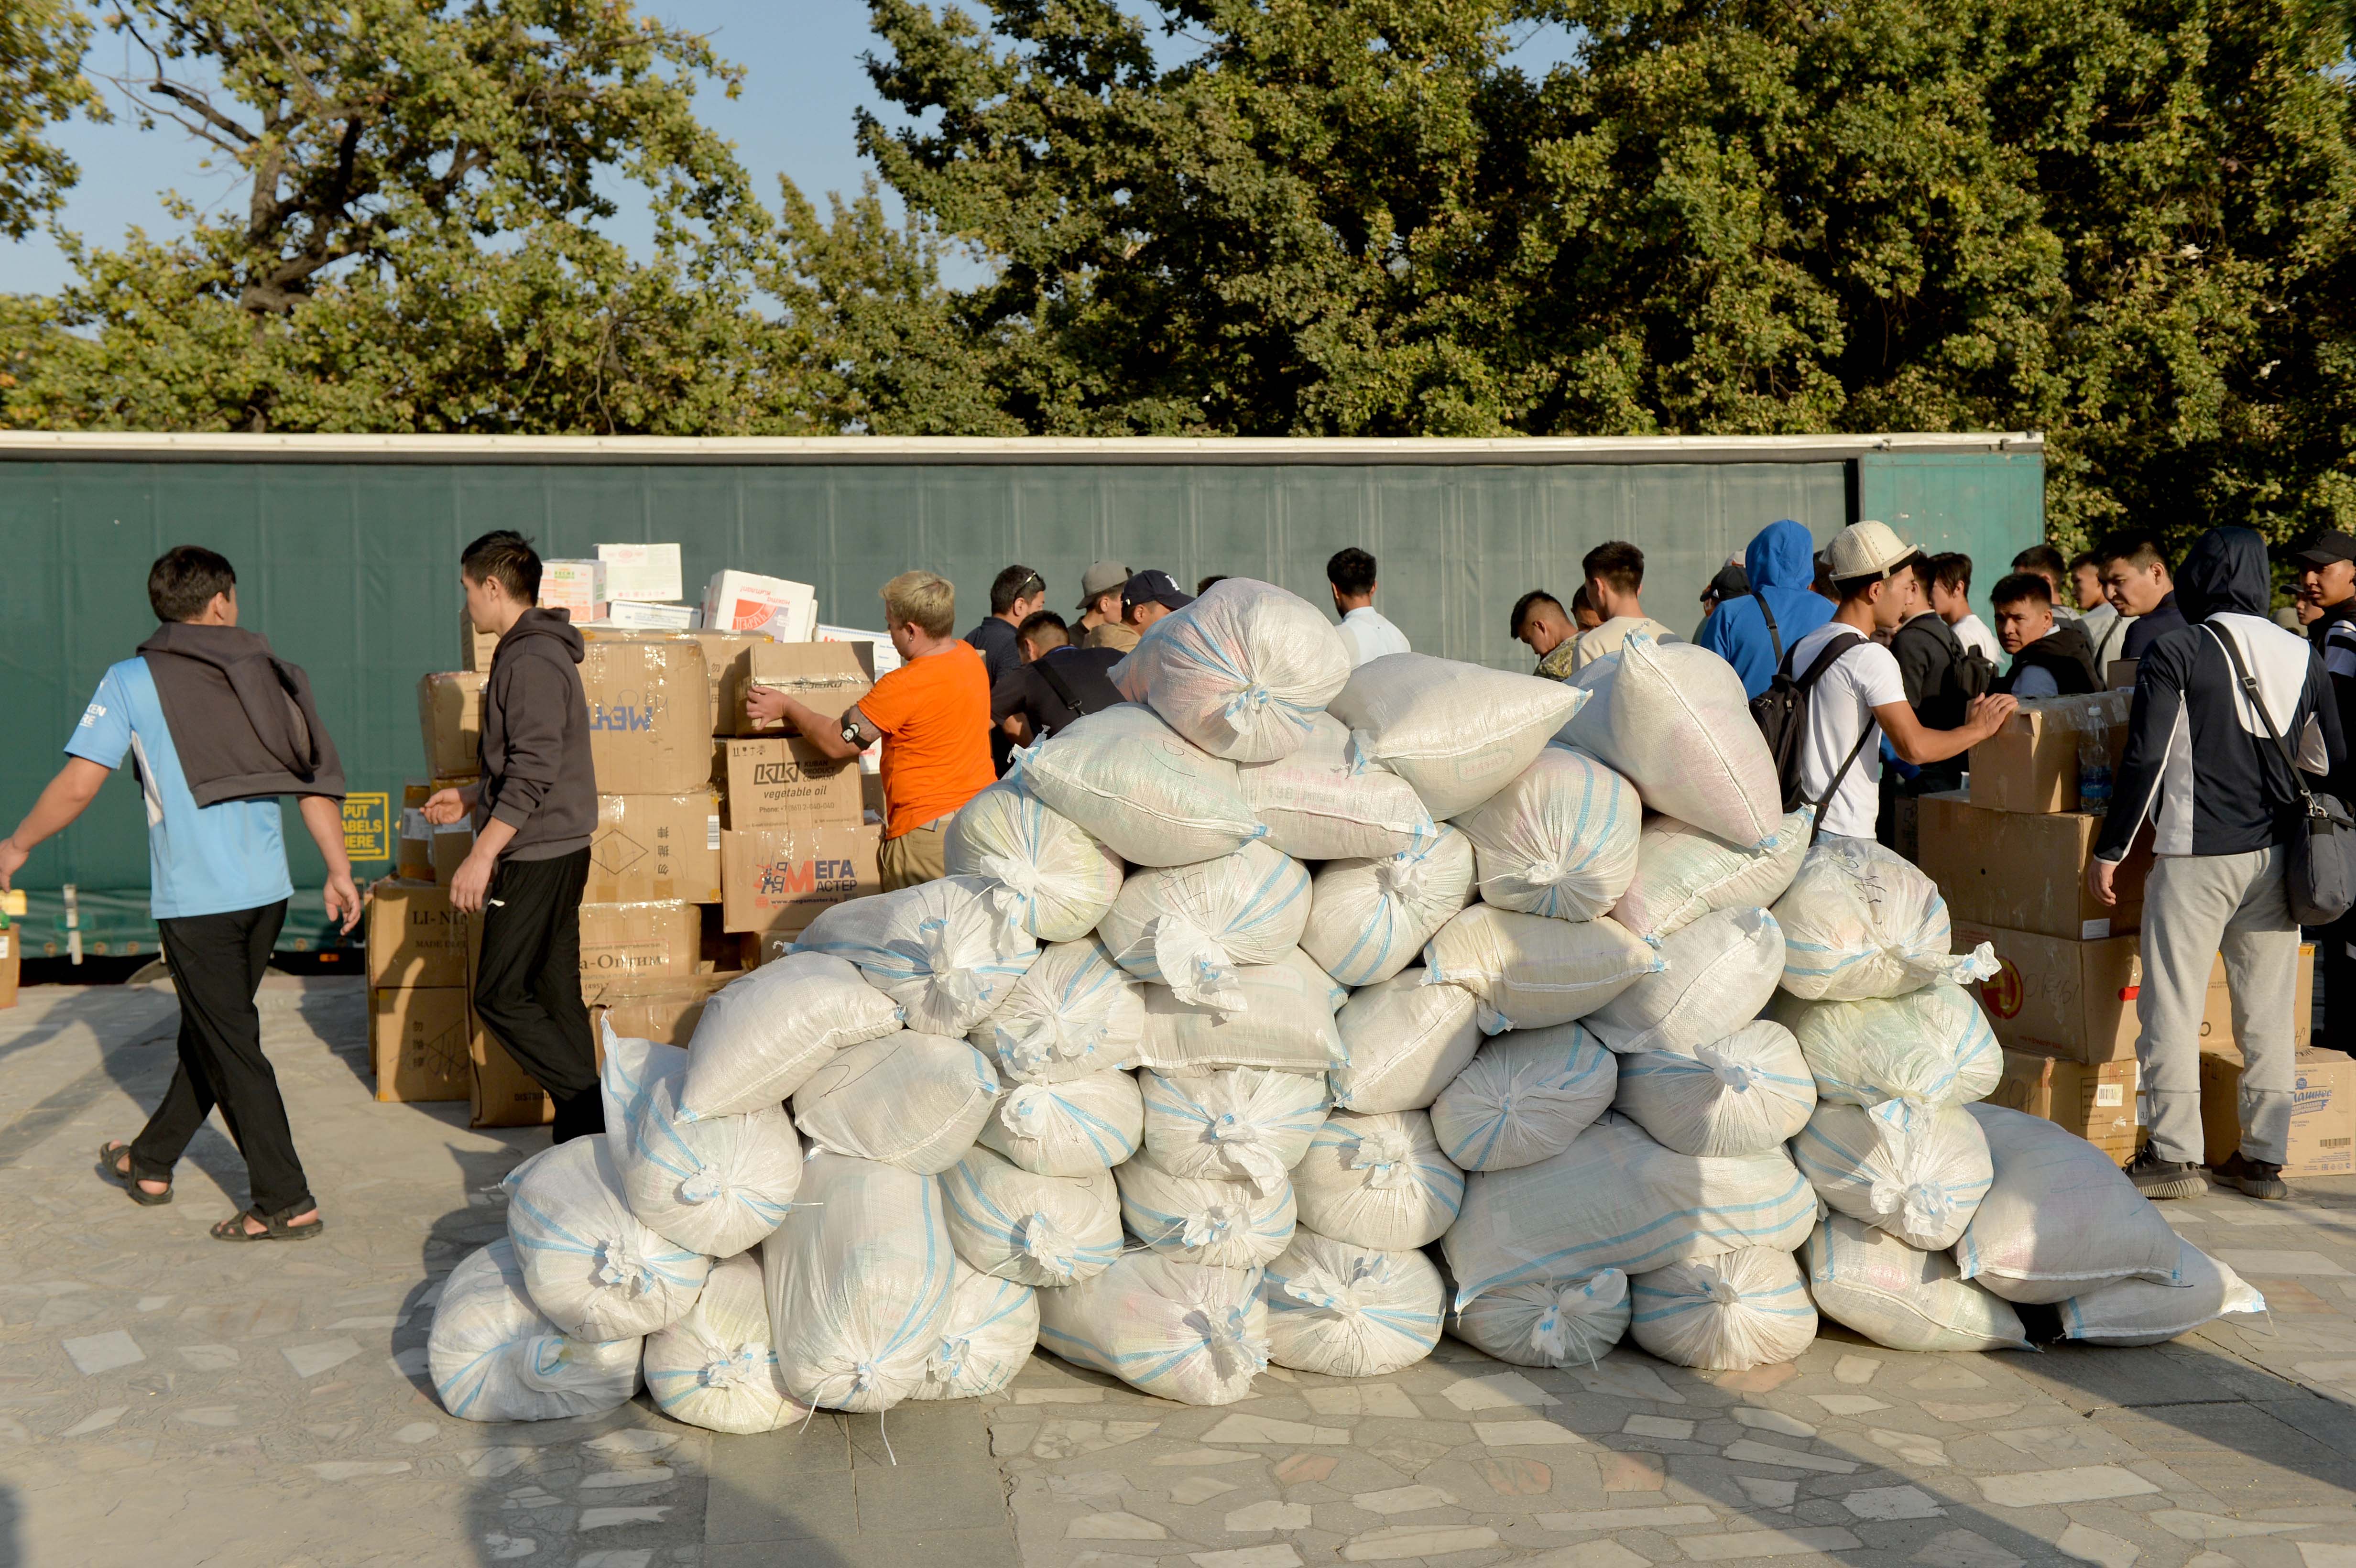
top-left (1745, 592), bottom-right (1873, 822)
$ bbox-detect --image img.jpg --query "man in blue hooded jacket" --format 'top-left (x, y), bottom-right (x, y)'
top-left (1697, 519), bottom-right (1838, 697)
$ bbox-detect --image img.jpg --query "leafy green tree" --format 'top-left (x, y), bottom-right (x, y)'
top-left (0, 0), bottom-right (103, 241)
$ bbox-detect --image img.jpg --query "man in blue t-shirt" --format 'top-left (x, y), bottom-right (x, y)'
top-left (0, 547), bottom-right (359, 1241)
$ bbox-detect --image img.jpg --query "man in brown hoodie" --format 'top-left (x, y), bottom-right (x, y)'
top-left (425, 532), bottom-right (602, 1141)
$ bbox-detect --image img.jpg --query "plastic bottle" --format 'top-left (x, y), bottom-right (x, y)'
top-left (2076, 704), bottom-right (2113, 817)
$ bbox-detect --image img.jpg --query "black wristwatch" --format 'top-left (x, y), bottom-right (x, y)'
top-left (841, 719), bottom-right (863, 747)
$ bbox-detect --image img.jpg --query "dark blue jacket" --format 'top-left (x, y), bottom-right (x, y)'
top-left (1696, 520), bottom-right (1836, 697)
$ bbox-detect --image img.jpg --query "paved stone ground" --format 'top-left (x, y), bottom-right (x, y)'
top-left (1, 976), bottom-right (2352, 1568)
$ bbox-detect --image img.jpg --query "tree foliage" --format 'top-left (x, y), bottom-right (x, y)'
top-left (0, 0), bottom-right (103, 241)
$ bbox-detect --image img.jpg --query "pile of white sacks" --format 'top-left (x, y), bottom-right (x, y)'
top-left (427, 579), bottom-right (2265, 1429)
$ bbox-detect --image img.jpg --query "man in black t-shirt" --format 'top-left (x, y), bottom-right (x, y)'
top-left (993, 611), bottom-right (1124, 749)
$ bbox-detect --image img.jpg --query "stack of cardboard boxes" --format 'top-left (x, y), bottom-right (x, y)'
top-left (369, 585), bottom-right (886, 1130)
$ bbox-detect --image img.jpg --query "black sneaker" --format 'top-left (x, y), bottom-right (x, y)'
top-left (2213, 1151), bottom-right (2289, 1200)
top-left (2126, 1147), bottom-right (2207, 1199)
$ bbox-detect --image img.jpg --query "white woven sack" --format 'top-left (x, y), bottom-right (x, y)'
top-left (1300, 823), bottom-right (1476, 987)
top-left (1014, 703), bottom-right (1266, 866)
top-left (1773, 838), bottom-right (1998, 1000)
top-left (941, 1146), bottom-right (1123, 1287)
top-left (1238, 711), bottom-right (1434, 860)
top-left (429, 1240), bottom-right (642, 1423)
top-left (1429, 1023), bottom-right (1619, 1172)
top-left (602, 1028), bottom-right (803, 1259)
top-left (1422, 904), bottom-right (1661, 1031)
top-left (1628, 1247), bottom-right (1818, 1371)
top-left (1559, 635), bottom-right (1781, 849)
top-left (1329, 652), bottom-right (1589, 818)
top-left (1610, 1020), bottom-right (1817, 1158)
top-left (1330, 969), bottom-right (1481, 1113)
top-left (1611, 809), bottom-right (1813, 945)
top-left (1096, 840), bottom-right (1312, 1011)
top-left (791, 876), bottom-right (1038, 1036)
top-left (976, 1071), bottom-right (1146, 1177)
top-left (945, 778), bottom-right (1124, 943)
top-left (1444, 1113), bottom-right (1817, 1306)
top-left (1801, 1213), bottom-right (2029, 1353)
top-left (792, 1032), bottom-right (999, 1175)
top-left (1454, 746), bottom-right (1641, 920)
top-left (1117, 1152), bottom-right (1298, 1268)
top-left (1036, 1252), bottom-right (1269, 1406)
top-left (1260, 1230), bottom-right (1444, 1378)
top-left (1112, 577), bottom-right (1352, 762)
top-left (1790, 1100), bottom-right (1993, 1251)
top-left (909, 1261), bottom-right (1040, 1400)
top-left (1954, 1104), bottom-right (2186, 1304)
top-left (1447, 1268), bottom-right (1630, 1369)
top-left (2060, 1239), bottom-right (2267, 1347)
top-left (642, 1251), bottom-right (808, 1434)
top-left (678, 951), bottom-right (904, 1118)
top-left (1768, 983), bottom-right (2002, 1110)
top-left (1586, 907), bottom-right (1786, 1056)
top-left (503, 1137), bottom-right (709, 1341)
top-left (971, 937), bottom-right (1144, 1084)
top-left (1138, 1067), bottom-right (1328, 1192)
top-left (763, 1152), bottom-right (957, 1412)
top-left (1135, 947), bottom-right (1348, 1074)
top-left (1291, 1109), bottom-right (1464, 1251)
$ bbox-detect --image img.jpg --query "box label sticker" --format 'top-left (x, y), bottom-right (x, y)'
top-left (2094, 1083), bottom-right (2125, 1107)
top-left (342, 792), bottom-right (390, 861)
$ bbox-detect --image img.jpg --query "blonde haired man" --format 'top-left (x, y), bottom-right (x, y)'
top-left (746, 570), bottom-right (995, 890)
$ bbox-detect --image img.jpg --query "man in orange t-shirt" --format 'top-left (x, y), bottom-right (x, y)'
top-left (745, 569), bottom-right (995, 891)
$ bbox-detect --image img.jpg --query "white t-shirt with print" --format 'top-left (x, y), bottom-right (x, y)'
top-left (1787, 620), bottom-right (1907, 839)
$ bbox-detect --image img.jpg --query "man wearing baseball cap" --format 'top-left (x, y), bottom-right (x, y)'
top-left (2295, 529), bottom-right (2356, 1056)
top-left (1076, 561), bottom-right (1139, 653)
top-left (1120, 569), bottom-right (1194, 633)
top-left (1780, 521), bottom-right (2016, 848)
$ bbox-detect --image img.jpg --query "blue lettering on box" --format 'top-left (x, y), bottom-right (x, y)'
top-left (589, 703), bottom-right (658, 732)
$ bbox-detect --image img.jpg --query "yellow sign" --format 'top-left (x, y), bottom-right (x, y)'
top-left (343, 792), bottom-right (391, 862)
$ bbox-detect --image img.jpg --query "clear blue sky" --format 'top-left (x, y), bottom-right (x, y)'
top-left (3, 1), bottom-right (1581, 296)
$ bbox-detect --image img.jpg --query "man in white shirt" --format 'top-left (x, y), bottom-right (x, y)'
top-left (1328, 547), bottom-right (1411, 667)
top-left (1568, 541), bottom-right (1680, 673)
top-left (1791, 523), bottom-right (2017, 845)
top-left (1928, 551), bottom-right (2003, 665)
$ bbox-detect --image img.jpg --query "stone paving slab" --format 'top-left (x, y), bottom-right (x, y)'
top-left (0, 977), bottom-right (2352, 1568)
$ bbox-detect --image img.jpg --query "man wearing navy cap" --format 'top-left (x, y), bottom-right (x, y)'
top-left (1121, 569), bottom-right (1194, 634)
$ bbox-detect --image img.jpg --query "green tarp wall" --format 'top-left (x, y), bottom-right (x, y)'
top-left (0, 441), bottom-right (2041, 954)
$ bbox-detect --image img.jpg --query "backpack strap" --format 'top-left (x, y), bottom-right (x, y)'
top-left (1795, 632), bottom-right (1873, 829)
top-left (1033, 652), bottom-right (1092, 720)
top-left (1753, 590), bottom-right (1782, 668)
top-left (2206, 624), bottom-right (2323, 815)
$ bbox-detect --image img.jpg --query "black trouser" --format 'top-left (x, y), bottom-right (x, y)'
top-left (472, 848), bottom-right (601, 1143)
top-left (130, 899), bottom-right (314, 1217)
top-left (2320, 912), bottom-right (2356, 1057)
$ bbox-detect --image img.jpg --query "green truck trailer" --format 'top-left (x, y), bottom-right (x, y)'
top-left (0, 430), bottom-right (2043, 960)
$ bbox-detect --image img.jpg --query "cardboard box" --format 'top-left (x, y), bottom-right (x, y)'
top-left (0, 911), bottom-right (19, 1011)
top-left (603, 599), bottom-right (697, 631)
top-left (720, 823), bottom-right (881, 940)
top-left (588, 971), bottom-right (734, 1047)
top-left (365, 879), bottom-right (471, 989)
top-left (597, 542), bottom-right (684, 602)
top-left (1989, 1050), bottom-right (2141, 1165)
top-left (579, 900), bottom-right (701, 980)
top-left (703, 569), bottom-right (817, 643)
top-left (2200, 944), bottom-right (2317, 1053)
top-left (580, 635), bottom-right (713, 793)
top-left (370, 987), bottom-right (473, 1102)
top-left (587, 792), bottom-right (723, 904)
top-left (2200, 1047), bottom-right (2354, 1176)
top-left (1967, 692), bottom-right (2132, 814)
top-left (722, 738), bottom-right (863, 831)
top-left (417, 671), bottom-right (487, 779)
top-left (1918, 793), bottom-right (2150, 940)
top-left (396, 807), bottom-right (433, 882)
top-left (691, 629), bottom-right (785, 736)
top-left (470, 1007), bottom-right (555, 1129)
top-left (1952, 920), bottom-right (2141, 1063)
top-left (431, 821), bottom-right (475, 884)
top-left (461, 615), bottom-right (500, 673)
top-left (539, 558), bottom-right (607, 619)
top-left (734, 641), bottom-right (874, 738)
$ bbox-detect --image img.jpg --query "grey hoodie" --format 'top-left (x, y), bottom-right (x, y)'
top-left (479, 610), bottom-right (597, 860)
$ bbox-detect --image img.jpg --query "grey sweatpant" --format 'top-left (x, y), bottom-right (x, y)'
top-left (2135, 846), bottom-right (2299, 1165)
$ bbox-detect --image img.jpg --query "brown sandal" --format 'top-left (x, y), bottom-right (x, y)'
top-left (98, 1141), bottom-right (172, 1206)
top-left (210, 1207), bottom-right (325, 1242)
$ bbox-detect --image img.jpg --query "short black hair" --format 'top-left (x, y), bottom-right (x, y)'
top-left (1571, 584), bottom-right (1597, 614)
top-left (1992, 571), bottom-right (2054, 607)
top-left (1930, 552), bottom-right (1973, 595)
top-left (1197, 575), bottom-right (1228, 594)
top-left (1902, 555), bottom-right (1939, 594)
top-left (2068, 550), bottom-right (2099, 575)
top-left (1328, 548), bottom-right (1378, 596)
top-left (1812, 553), bottom-right (1838, 600)
top-left (1017, 609), bottom-right (1069, 650)
top-left (1510, 589), bottom-right (1564, 637)
top-left (990, 564), bottom-right (1046, 616)
top-left (2094, 530), bottom-right (2170, 573)
top-left (461, 530), bottom-right (541, 602)
top-left (148, 545), bottom-right (237, 622)
top-left (2011, 544), bottom-right (2067, 580)
top-left (1833, 573), bottom-right (1889, 603)
top-left (1583, 541), bottom-right (1644, 595)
